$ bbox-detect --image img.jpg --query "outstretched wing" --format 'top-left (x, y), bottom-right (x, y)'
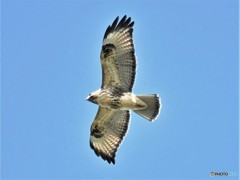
top-left (100, 15), bottom-right (136, 92)
top-left (90, 107), bottom-right (130, 164)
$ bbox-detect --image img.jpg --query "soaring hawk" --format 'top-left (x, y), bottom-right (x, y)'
top-left (86, 15), bottom-right (162, 164)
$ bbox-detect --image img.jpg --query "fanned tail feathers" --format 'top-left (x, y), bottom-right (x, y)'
top-left (134, 94), bottom-right (161, 121)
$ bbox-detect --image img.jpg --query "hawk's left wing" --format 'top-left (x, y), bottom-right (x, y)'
top-left (100, 15), bottom-right (136, 92)
top-left (90, 107), bottom-right (130, 164)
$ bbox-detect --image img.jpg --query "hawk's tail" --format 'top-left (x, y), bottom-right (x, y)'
top-left (134, 94), bottom-right (161, 121)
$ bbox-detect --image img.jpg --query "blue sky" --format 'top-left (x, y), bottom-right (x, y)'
top-left (1, 0), bottom-right (239, 179)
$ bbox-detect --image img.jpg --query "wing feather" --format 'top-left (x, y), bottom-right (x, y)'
top-left (100, 15), bottom-right (136, 92)
top-left (90, 107), bottom-right (130, 164)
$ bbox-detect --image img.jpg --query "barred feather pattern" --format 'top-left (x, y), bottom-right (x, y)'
top-left (90, 107), bottom-right (130, 164)
top-left (101, 15), bottom-right (136, 92)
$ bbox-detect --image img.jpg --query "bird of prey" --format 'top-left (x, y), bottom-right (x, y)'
top-left (86, 15), bottom-right (162, 164)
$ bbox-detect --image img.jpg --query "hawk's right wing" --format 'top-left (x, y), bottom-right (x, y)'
top-left (90, 107), bottom-right (130, 164)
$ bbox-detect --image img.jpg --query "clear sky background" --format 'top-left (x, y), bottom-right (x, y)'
top-left (1, 0), bottom-right (239, 179)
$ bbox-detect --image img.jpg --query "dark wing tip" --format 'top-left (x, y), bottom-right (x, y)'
top-left (103, 15), bottom-right (134, 40)
top-left (102, 153), bottom-right (116, 164)
top-left (89, 140), bottom-right (116, 165)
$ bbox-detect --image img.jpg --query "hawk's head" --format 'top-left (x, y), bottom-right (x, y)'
top-left (86, 89), bottom-right (101, 104)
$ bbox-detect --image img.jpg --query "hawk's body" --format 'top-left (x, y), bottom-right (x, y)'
top-left (86, 16), bottom-right (162, 164)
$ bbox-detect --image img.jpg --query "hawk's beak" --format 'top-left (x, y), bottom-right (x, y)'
top-left (86, 95), bottom-right (97, 104)
top-left (86, 96), bottom-right (90, 101)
